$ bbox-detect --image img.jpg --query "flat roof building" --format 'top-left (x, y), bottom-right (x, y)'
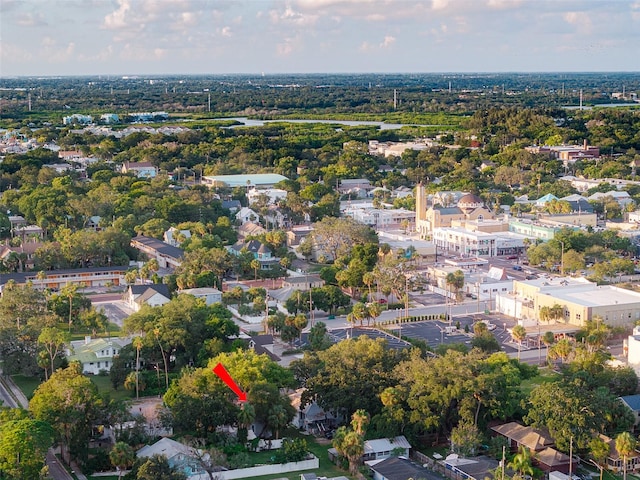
top-left (202, 173), bottom-right (288, 189)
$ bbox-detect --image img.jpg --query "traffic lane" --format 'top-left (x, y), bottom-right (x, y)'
top-left (0, 380), bottom-right (18, 408)
top-left (46, 450), bottom-right (73, 480)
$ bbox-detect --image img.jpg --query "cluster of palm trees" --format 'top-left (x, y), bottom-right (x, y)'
top-left (346, 301), bottom-right (382, 327)
top-left (332, 410), bottom-right (370, 476)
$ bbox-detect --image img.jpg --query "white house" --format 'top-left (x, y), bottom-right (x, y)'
top-left (126, 284), bottom-right (171, 312)
top-left (236, 207), bottom-right (260, 224)
top-left (121, 161), bottom-right (158, 178)
top-left (179, 287), bottom-right (223, 305)
top-left (164, 227), bottom-right (192, 247)
top-left (137, 437), bottom-right (206, 477)
top-left (66, 336), bottom-right (131, 375)
top-left (247, 188), bottom-right (288, 205)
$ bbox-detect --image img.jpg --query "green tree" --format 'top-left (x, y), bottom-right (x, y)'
top-left (135, 454), bottom-right (187, 480)
top-left (0, 417), bottom-right (55, 480)
top-left (37, 326), bottom-right (69, 380)
top-left (446, 270), bottom-right (465, 304)
top-left (29, 362), bottom-right (102, 465)
top-left (589, 436), bottom-right (610, 480)
top-left (616, 431), bottom-right (637, 480)
top-left (450, 420), bottom-right (482, 456)
top-left (294, 336), bottom-right (407, 419)
top-left (109, 441), bottom-right (135, 479)
top-left (511, 325), bottom-right (527, 360)
top-left (507, 446), bottom-right (534, 479)
top-left (333, 427), bottom-right (365, 476)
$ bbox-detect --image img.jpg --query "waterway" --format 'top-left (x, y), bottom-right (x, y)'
top-left (214, 117), bottom-right (441, 130)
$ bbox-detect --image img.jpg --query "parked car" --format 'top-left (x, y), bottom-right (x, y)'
top-left (507, 255), bottom-right (518, 260)
top-left (513, 265), bottom-right (523, 271)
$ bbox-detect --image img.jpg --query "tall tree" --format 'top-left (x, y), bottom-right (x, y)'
top-left (109, 441), bottom-right (135, 480)
top-left (29, 362), bottom-right (102, 465)
top-left (0, 416), bottom-right (55, 480)
top-left (616, 431), bottom-right (637, 480)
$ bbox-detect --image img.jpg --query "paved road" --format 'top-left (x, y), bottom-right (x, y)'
top-left (0, 375), bottom-right (19, 408)
top-left (46, 451), bottom-right (74, 480)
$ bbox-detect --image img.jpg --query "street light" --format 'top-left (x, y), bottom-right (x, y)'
top-left (559, 240), bottom-right (565, 276)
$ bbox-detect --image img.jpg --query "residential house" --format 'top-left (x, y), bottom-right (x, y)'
top-left (136, 437), bottom-right (209, 477)
top-left (286, 225), bottom-right (313, 247)
top-left (492, 422), bottom-right (554, 453)
top-left (369, 456), bottom-right (441, 480)
top-left (85, 216), bottom-right (102, 231)
top-left (363, 436), bottom-right (411, 462)
top-left (237, 222), bottom-right (267, 239)
top-left (236, 207), bottom-right (260, 224)
top-left (329, 436), bottom-right (411, 466)
top-left (246, 334), bottom-right (280, 362)
top-left (125, 284), bottom-right (171, 312)
top-left (619, 394), bottom-right (640, 429)
top-left (444, 454), bottom-right (499, 480)
top-left (130, 235), bottom-right (184, 269)
top-left (492, 422), bottom-right (577, 474)
top-left (163, 227), bottom-right (191, 247)
top-left (66, 336), bottom-right (131, 375)
top-left (0, 238), bottom-right (47, 271)
top-left (598, 434), bottom-right (640, 473)
top-left (227, 239), bottom-right (280, 270)
top-left (247, 187), bottom-right (287, 205)
top-left (221, 199), bottom-right (242, 213)
top-left (179, 287), bottom-right (223, 305)
top-left (121, 161), bottom-right (158, 178)
top-left (282, 275), bottom-right (325, 291)
top-left (288, 388), bottom-right (335, 434)
top-left (589, 191), bottom-right (634, 209)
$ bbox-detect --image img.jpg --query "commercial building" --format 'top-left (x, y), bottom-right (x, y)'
top-left (495, 276), bottom-right (640, 328)
top-left (202, 173), bottom-right (288, 189)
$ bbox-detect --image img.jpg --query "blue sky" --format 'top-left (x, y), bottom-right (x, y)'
top-left (1, 0), bottom-right (639, 76)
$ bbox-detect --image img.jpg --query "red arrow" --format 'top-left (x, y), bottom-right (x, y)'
top-left (212, 362), bottom-right (247, 402)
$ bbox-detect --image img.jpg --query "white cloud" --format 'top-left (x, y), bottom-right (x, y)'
top-left (220, 26), bottom-right (233, 37)
top-left (380, 35), bottom-right (395, 48)
top-left (103, 0), bottom-right (132, 30)
top-left (16, 12), bottom-right (47, 27)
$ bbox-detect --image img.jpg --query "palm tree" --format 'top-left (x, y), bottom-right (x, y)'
top-left (351, 302), bottom-right (368, 327)
top-left (362, 272), bottom-right (375, 302)
top-left (351, 409), bottom-right (370, 436)
top-left (367, 302), bottom-right (382, 326)
top-left (250, 259), bottom-right (260, 281)
top-left (333, 428), bottom-right (365, 476)
top-left (446, 270), bottom-right (465, 304)
top-left (36, 270), bottom-right (47, 291)
top-left (132, 336), bottom-right (144, 400)
top-left (541, 331), bottom-right (555, 363)
top-left (109, 441), bottom-right (135, 479)
top-left (237, 403), bottom-right (256, 445)
top-left (267, 404), bottom-right (289, 440)
top-left (507, 446), bottom-right (534, 479)
top-left (511, 325), bottom-right (527, 360)
top-left (616, 431), bottom-right (637, 480)
top-left (61, 283), bottom-right (79, 332)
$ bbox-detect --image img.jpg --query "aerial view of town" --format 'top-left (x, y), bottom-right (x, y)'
top-left (1, 1), bottom-right (640, 480)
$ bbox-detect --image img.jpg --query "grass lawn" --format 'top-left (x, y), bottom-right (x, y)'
top-left (90, 374), bottom-right (133, 402)
top-left (241, 429), bottom-right (354, 480)
top-left (11, 374), bottom-right (42, 400)
top-left (520, 366), bottom-right (561, 396)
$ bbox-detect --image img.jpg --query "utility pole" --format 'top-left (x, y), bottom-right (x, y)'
top-left (501, 445), bottom-right (506, 480)
top-left (568, 436), bottom-right (573, 480)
